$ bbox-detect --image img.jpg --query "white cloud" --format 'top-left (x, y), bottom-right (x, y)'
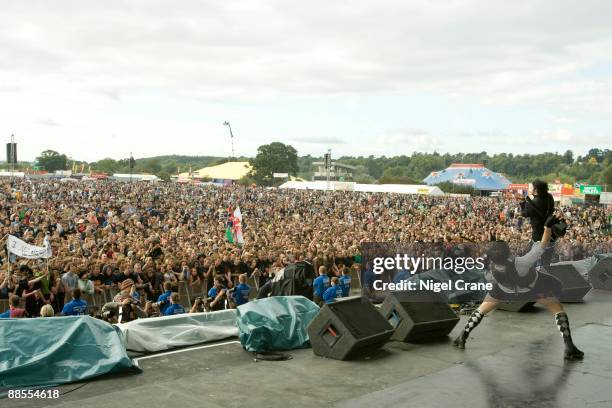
top-left (34, 118), bottom-right (61, 127)
top-left (537, 128), bottom-right (574, 142)
top-left (1, 1), bottom-right (611, 159)
top-left (1, 1), bottom-right (611, 102)
top-left (288, 136), bottom-right (346, 144)
top-left (534, 128), bottom-right (611, 147)
top-left (371, 128), bottom-right (443, 155)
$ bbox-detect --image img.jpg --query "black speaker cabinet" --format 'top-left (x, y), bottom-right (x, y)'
top-left (307, 297), bottom-right (394, 360)
top-left (379, 291), bottom-right (459, 342)
top-left (588, 256), bottom-right (612, 291)
top-left (547, 264), bottom-right (591, 303)
top-left (497, 301), bottom-right (536, 312)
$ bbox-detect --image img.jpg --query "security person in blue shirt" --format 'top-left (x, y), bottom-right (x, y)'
top-left (323, 277), bottom-right (343, 304)
top-left (61, 288), bottom-right (88, 316)
top-left (231, 274), bottom-right (250, 307)
top-left (155, 282), bottom-right (173, 314)
top-left (313, 266), bottom-right (330, 306)
top-left (162, 293), bottom-right (186, 316)
top-left (207, 277), bottom-right (227, 311)
top-left (339, 269), bottom-right (352, 297)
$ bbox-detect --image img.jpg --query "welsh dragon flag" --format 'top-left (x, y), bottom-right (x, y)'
top-left (233, 207), bottom-right (245, 245)
top-left (225, 206), bottom-right (244, 245)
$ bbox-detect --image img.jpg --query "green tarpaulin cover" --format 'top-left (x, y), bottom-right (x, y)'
top-left (0, 316), bottom-right (139, 389)
top-left (236, 296), bottom-right (320, 352)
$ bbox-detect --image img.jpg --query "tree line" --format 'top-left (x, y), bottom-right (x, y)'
top-left (3, 146), bottom-right (610, 189)
top-left (300, 148), bottom-right (611, 188)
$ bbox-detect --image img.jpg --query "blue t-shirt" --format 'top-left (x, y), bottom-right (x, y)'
top-left (61, 299), bottom-right (88, 316)
top-left (232, 283), bottom-right (250, 306)
top-left (339, 275), bottom-right (352, 297)
top-left (313, 275), bottom-right (330, 298)
top-left (208, 286), bottom-right (225, 298)
top-left (157, 291), bottom-right (172, 314)
top-left (163, 303), bottom-right (186, 316)
top-left (102, 275), bottom-right (114, 286)
top-left (323, 285), bottom-right (343, 304)
top-left (0, 310), bottom-right (10, 318)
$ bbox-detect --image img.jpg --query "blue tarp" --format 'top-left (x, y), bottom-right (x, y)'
top-left (236, 296), bottom-right (320, 353)
top-left (0, 316), bottom-right (139, 389)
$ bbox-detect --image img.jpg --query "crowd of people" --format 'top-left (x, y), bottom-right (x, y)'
top-left (0, 178), bottom-right (609, 320)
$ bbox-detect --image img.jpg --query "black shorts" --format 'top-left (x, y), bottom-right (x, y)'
top-left (488, 272), bottom-right (563, 302)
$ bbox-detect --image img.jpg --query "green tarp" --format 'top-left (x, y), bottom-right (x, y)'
top-left (0, 316), bottom-right (139, 389)
top-left (236, 296), bottom-right (320, 352)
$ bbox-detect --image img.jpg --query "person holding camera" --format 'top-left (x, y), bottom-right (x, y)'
top-left (206, 277), bottom-right (227, 311)
top-left (190, 296), bottom-right (206, 313)
top-left (112, 278), bottom-right (147, 322)
top-left (150, 281), bottom-right (173, 315)
top-left (453, 213), bottom-right (584, 360)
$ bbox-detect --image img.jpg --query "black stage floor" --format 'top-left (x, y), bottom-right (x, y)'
top-left (4, 290), bottom-right (612, 408)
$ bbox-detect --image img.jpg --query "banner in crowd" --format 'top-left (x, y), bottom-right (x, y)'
top-left (6, 235), bottom-right (52, 259)
top-left (580, 185), bottom-right (602, 195)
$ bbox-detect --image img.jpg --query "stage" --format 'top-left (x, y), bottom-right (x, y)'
top-left (5, 290), bottom-right (612, 408)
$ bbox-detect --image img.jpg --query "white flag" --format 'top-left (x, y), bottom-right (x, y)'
top-left (7, 235), bottom-right (52, 259)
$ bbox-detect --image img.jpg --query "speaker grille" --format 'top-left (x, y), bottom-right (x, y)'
top-left (548, 264), bottom-right (587, 287)
top-left (329, 299), bottom-right (391, 339)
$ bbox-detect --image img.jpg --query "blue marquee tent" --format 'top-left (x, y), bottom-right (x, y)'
top-left (423, 164), bottom-right (511, 191)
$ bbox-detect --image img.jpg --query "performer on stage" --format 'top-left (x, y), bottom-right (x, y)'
top-left (519, 179), bottom-right (557, 266)
top-left (453, 214), bottom-right (584, 360)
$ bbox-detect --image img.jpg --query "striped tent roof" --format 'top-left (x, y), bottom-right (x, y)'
top-left (423, 163), bottom-right (511, 191)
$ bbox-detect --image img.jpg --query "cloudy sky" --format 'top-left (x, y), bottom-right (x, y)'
top-left (1, 0), bottom-right (611, 162)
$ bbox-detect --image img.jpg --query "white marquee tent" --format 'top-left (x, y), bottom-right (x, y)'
top-left (279, 180), bottom-right (444, 196)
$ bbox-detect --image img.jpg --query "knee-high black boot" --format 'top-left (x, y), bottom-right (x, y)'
top-left (453, 309), bottom-right (485, 349)
top-left (555, 312), bottom-right (584, 360)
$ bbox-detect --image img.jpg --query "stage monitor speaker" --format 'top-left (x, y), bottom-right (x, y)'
top-left (307, 297), bottom-right (394, 360)
top-left (546, 264), bottom-right (591, 303)
top-left (588, 256), bottom-right (612, 291)
top-left (497, 301), bottom-right (536, 312)
top-left (379, 291), bottom-right (459, 342)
